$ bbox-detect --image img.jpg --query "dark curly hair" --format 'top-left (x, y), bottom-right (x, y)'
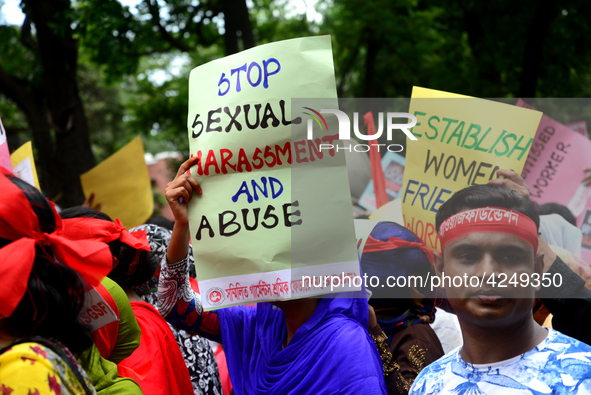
top-left (0, 176), bottom-right (93, 354)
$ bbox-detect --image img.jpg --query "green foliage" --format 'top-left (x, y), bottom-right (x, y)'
top-left (2, 0), bottom-right (591, 172)
top-left (76, 0), bottom-right (145, 80)
top-left (78, 62), bottom-right (127, 161)
top-left (252, 0), bottom-right (316, 44)
top-left (322, 0), bottom-right (591, 98)
top-left (123, 53), bottom-right (192, 155)
top-left (0, 24), bottom-right (38, 79)
top-left (76, 0), bottom-right (224, 82)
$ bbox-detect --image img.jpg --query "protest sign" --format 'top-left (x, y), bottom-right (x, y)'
top-left (369, 198), bottom-right (404, 225)
top-left (11, 141), bottom-right (39, 190)
top-left (187, 36), bottom-right (360, 309)
top-left (358, 152), bottom-right (405, 211)
top-left (567, 120), bottom-right (588, 137)
top-left (0, 118), bottom-right (11, 172)
top-left (517, 100), bottom-right (591, 212)
top-left (400, 87), bottom-right (542, 251)
top-left (80, 136), bottom-right (153, 228)
top-left (517, 100), bottom-right (591, 266)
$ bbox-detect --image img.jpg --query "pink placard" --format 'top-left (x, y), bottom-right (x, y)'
top-left (517, 100), bottom-right (591, 266)
top-left (0, 118), bottom-right (11, 173)
top-left (517, 99), bottom-right (591, 207)
top-left (567, 120), bottom-right (588, 138)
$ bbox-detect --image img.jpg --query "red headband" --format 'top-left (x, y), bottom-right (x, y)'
top-left (438, 207), bottom-right (539, 252)
top-left (0, 170), bottom-right (113, 318)
top-left (363, 235), bottom-right (434, 265)
top-left (62, 218), bottom-right (150, 252)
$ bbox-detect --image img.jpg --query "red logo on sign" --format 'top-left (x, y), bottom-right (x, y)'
top-left (206, 287), bottom-right (225, 306)
top-left (209, 290), bottom-right (221, 303)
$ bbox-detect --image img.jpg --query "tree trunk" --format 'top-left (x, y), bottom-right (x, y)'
top-left (221, 0), bottom-right (256, 55)
top-left (362, 35), bottom-right (379, 97)
top-left (517, 0), bottom-right (559, 97)
top-left (24, 0), bottom-right (96, 207)
top-left (0, 67), bottom-right (57, 196)
top-left (23, 89), bottom-right (57, 196)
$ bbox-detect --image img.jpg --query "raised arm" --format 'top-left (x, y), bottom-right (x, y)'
top-left (166, 156), bottom-right (200, 264)
top-left (157, 156), bottom-right (223, 343)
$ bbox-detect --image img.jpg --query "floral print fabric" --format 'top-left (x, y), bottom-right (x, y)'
top-left (0, 339), bottom-right (96, 395)
top-left (409, 328), bottom-right (591, 395)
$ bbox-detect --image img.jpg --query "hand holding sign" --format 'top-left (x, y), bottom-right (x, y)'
top-left (488, 169), bottom-right (530, 200)
top-left (166, 156), bottom-right (202, 265)
top-left (165, 155), bottom-right (202, 225)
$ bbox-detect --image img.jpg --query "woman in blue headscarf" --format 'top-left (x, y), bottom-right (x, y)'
top-left (157, 157), bottom-right (387, 394)
top-left (360, 221), bottom-right (444, 395)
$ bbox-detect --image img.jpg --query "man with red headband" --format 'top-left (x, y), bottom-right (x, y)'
top-left (409, 184), bottom-right (591, 395)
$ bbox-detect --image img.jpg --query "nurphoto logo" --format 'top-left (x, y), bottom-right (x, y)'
top-left (304, 107), bottom-right (417, 153)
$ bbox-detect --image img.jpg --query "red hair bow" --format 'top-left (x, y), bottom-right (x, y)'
top-left (0, 171), bottom-right (113, 318)
top-left (62, 217), bottom-right (151, 252)
top-left (362, 235), bottom-right (434, 265)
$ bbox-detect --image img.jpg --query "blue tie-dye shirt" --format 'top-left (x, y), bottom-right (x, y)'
top-left (409, 329), bottom-right (591, 395)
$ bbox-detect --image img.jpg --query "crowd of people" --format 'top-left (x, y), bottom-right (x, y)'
top-left (1, 151), bottom-right (591, 395)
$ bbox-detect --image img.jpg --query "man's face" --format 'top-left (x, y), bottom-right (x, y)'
top-left (434, 232), bottom-right (543, 329)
